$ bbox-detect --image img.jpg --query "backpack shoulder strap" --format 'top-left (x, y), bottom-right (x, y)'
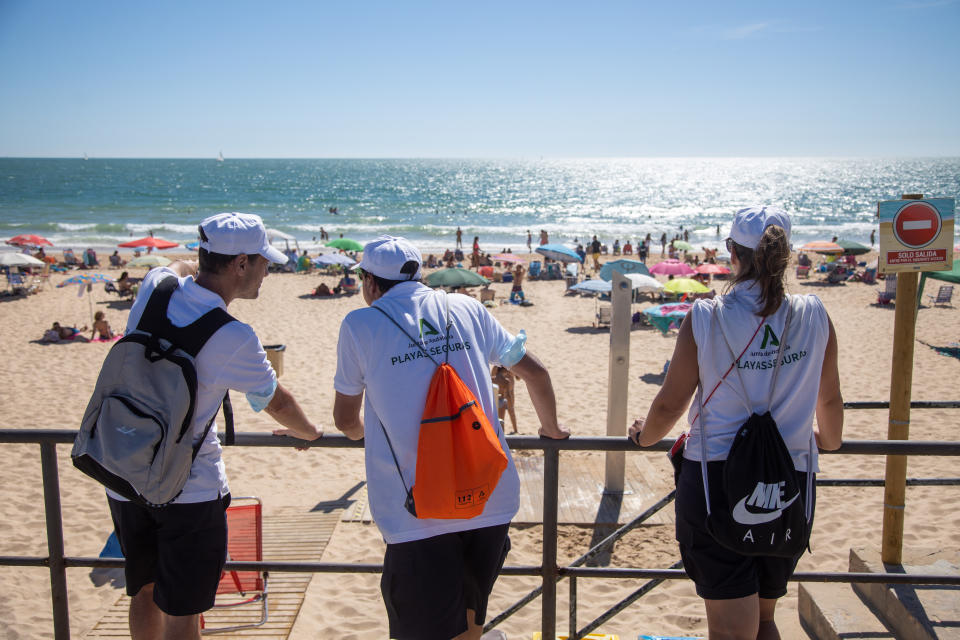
top-left (136, 276), bottom-right (179, 335)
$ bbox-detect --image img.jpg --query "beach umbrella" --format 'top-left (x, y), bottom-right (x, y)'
top-left (664, 278), bottom-right (710, 294)
top-left (569, 279), bottom-right (611, 293)
top-left (6, 234), bottom-right (53, 247)
top-left (599, 259), bottom-right (651, 281)
top-left (649, 260), bottom-right (696, 276)
top-left (0, 252), bottom-right (44, 267)
top-left (624, 273), bottom-right (664, 292)
top-left (493, 253), bottom-right (525, 264)
top-left (800, 241), bottom-right (843, 254)
top-left (836, 239), bottom-right (871, 256)
top-left (695, 263), bottom-right (731, 275)
top-left (535, 244), bottom-right (583, 264)
top-left (325, 238), bottom-right (364, 252)
top-left (118, 237), bottom-right (179, 249)
top-left (425, 267), bottom-right (489, 288)
top-left (642, 302), bottom-right (693, 334)
top-left (127, 255), bottom-right (172, 268)
top-left (672, 240), bottom-right (694, 251)
top-left (314, 253), bottom-right (356, 267)
top-left (57, 273), bottom-right (114, 325)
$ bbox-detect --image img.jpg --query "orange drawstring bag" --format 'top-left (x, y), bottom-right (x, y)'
top-left (374, 294), bottom-right (508, 519)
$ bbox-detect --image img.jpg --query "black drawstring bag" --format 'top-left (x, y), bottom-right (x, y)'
top-left (696, 299), bottom-right (814, 558)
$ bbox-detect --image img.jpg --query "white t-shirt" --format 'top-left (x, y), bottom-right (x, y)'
top-left (684, 282), bottom-right (829, 472)
top-left (108, 267), bottom-right (277, 504)
top-left (334, 282), bottom-right (520, 544)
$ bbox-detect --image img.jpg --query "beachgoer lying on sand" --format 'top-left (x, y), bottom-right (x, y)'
top-left (313, 282), bottom-right (333, 296)
top-left (41, 322), bottom-right (90, 343)
top-left (92, 311), bottom-right (114, 340)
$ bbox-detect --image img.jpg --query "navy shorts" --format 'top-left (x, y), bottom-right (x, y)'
top-left (675, 459), bottom-right (814, 600)
top-left (108, 494), bottom-right (230, 616)
top-left (381, 523), bottom-right (510, 640)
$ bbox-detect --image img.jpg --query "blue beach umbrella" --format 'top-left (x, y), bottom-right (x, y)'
top-left (57, 273), bottom-right (113, 287)
top-left (599, 259), bottom-right (651, 281)
top-left (569, 279), bottom-right (611, 293)
top-left (57, 273), bottom-right (114, 326)
top-left (535, 244), bottom-right (583, 264)
top-left (314, 253), bottom-right (356, 267)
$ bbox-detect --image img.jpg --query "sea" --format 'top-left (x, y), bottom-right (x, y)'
top-left (1, 157), bottom-right (957, 254)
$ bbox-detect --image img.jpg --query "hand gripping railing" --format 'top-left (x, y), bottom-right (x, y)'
top-left (2, 413), bottom-right (960, 639)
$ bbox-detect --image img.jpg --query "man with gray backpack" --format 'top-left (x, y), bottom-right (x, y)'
top-left (74, 212), bottom-right (321, 640)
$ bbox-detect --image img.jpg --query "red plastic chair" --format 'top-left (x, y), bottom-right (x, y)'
top-left (200, 497), bottom-right (268, 634)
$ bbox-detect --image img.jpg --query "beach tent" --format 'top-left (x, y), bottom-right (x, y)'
top-left (266, 228), bottom-right (299, 252)
top-left (918, 262), bottom-right (960, 307)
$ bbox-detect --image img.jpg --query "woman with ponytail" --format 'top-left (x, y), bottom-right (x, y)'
top-left (629, 206), bottom-right (844, 639)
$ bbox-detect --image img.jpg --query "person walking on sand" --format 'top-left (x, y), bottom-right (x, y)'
top-left (510, 263), bottom-right (526, 303)
top-left (660, 232), bottom-right (667, 257)
top-left (539, 229), bottom-right (548, 246)
top-left (472, 235), bottom-right (481, 270)
top-left (628, 206), bottom-right (843, 640)
top-left (332, 235), bottom-right (569, 640)
top-left (456, 226), bottom-right (463, 249)
top-left (108, 213), bottom-right (322, 640)
top-left (590, 235), bottom-right (602, 272)
top-left (870, 229), bottom-right (875, 246)
top-left (526, 230), bottom-right (532, 252)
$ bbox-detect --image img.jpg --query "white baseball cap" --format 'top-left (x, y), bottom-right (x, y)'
top-left (729, 206), bottom-right (792, 250)
top-left (198, 212), bottom-right (287, 264)
top-left (354, 235), bottom-right (422, 281)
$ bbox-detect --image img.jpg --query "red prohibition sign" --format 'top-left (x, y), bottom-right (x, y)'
top-left (893, 201), bottom-right (941, 249)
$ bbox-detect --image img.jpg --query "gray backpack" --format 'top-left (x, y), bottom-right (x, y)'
top-left (72, 276), bottom-right (235, 507)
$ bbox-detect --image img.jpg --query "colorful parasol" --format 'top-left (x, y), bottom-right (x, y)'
top-left (6, 234), bottom-right (54, 247)
top-left (118, 237), bottom-right (179, 249)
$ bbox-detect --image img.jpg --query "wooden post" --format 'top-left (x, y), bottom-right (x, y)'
top-left (604, 271), bottom-right (631, 492)
top-left (881, 193), bottom-right (922, 564)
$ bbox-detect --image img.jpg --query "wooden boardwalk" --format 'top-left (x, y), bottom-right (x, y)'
top-left (84, 508), bottom-right (339, 639)
top-left (343, 451), bottom-right (673, 526)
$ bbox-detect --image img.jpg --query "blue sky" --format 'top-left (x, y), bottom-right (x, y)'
top-left (1, 0), bottom-right (958, 157)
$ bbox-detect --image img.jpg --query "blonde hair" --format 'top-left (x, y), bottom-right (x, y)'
top-left (726, 225), bottom-right (790, 317)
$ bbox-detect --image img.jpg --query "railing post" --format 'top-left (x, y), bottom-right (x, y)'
top-left (542, 447), bottom-right (559, 639)
top-left (568, 576), bottom-right (577, 639)
top-left (41, 441), bottom-right (70, 640)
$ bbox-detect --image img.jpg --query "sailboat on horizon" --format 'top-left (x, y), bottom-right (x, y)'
top-left (217, 150), bottom-right (224, 162)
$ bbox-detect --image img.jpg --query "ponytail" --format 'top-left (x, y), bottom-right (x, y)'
top-left (726, 225), bottom-right (790, 317)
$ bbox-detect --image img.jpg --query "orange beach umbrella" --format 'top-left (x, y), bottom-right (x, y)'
top-left (800, 241), bottom-right (843, 254)
top-left (118, 237), bottom-right (179, 249)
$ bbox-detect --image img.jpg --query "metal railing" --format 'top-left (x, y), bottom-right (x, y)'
top-left (2, 400), bottom-right (960, 639)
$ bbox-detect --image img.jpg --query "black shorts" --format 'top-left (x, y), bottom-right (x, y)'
top-left (381, 523), bottom-right (510, 640)
top-left (675, 459), bottom-right (814, 600)
top-left (108, 494), bottom-right (231, 616)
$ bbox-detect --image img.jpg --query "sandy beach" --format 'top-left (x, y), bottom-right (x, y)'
top-left (1, 249), bottom-right (958, 639)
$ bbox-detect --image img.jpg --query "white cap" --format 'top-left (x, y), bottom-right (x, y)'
top-left (354, 235), bottom-right (422, 281)
top-left (729, 206), bottom-right (792, 250)
top-left (198, 212), bottom-right (287, 264)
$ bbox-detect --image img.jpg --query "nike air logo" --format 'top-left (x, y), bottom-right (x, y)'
top-left (732, 492), bottom-right (799, 525)
top-left (116, 426), bottom-right (136, 436)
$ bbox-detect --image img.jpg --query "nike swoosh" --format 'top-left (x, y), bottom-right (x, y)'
top-left (731, 492), bottom-right (799, 525)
